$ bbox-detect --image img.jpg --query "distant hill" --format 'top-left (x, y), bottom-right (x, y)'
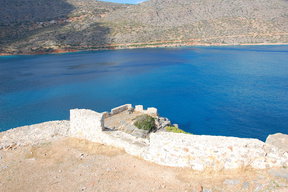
top-left (1, 0), bottom-right (288, 54)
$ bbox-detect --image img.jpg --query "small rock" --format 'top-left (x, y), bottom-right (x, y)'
top-left (242, 181), bottom-right (249, 189)
top-left (0, 165), bottom-right (8, 170)
top-left (223, 179), bottom-right (240, 185)
top-left (203, 188), bottom-right (212, 192)
top-left (198, 185), bottom-right (203, 192)
top-left (268, 168), bottom-right (288, 180)
top-left (254, 183), bottom-right (263, 192)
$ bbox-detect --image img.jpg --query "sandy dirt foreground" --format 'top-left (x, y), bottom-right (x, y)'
top-left (0, 137), bottom-right (288, 192)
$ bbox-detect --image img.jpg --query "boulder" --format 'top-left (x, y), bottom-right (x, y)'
top-left (266, 133), bottom-right (288, 152)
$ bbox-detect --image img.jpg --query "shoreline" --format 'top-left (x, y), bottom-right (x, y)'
top-left (1, 42), bottom-right (288, 56)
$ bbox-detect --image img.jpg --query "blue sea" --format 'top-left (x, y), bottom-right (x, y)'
top-left (0, 46), bottom-right (287, 141)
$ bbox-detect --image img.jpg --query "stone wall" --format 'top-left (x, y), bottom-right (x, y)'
top-left (69, 109), bottom-right (104, 141)
top-left (111, 104), bottom-right (132, 115)
top-left (134, 105), bottom-right (158, 116)
top-left (69, 108), bottom-right (149, 157)
top-left (0, 120), bottom-right (69, 149)
top-left (102, 104), bottom-right (132, 119)
top-left (3, 105), bottom-right (288, 172)
top-left (68, 106), bottom-right (288, 171)
top-left (145, 132), bottom-right (288, 171)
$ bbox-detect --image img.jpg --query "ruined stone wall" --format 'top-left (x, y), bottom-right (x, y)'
top-left (102, 104), bottom-right (132, 119)
top-left (69, 109), bottom-right (104, 141)
top-left (134, 105), bottom-right (158, 116)
top-left (4, 106), bottom-right (285, 172)
top-left (145, 132), bottom-right (288, 171)
top-left (69, 108), bottom-right (149, 157)
top-left (68, 107), bottom-right (288, 171)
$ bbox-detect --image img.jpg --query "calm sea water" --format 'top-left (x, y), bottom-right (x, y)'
top-left (0, 46), bottom-right (288, 141)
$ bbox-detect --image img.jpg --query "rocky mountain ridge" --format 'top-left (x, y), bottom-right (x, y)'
top-left (1, 0), bottom-right (288, 54)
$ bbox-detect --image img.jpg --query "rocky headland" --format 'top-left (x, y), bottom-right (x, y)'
top-left (1, 104), bottom-right (288, 191)
top-left (1, 0), bottom-right (288, 55)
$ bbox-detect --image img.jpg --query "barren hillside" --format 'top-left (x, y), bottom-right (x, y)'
top-left (1, 0), bottom-right (288, 54)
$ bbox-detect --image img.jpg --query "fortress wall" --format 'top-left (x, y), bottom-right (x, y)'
top-left (134, 105), bottom-right (158, 116)
top-left (69, 109), bottom-right (104, 141)
top-left (4, 106), bottom-right (284, 171)
top-left (145, 132), bottom-right (288, 171)
top-left (67, 107), bottom-right (288, 171)
top-left (69, 108), bottom-right (149, 157)
top-left (103, 104), bottom-right (158, 119)
top-left (102, 104), bottom-right (132, 119)
top-left (110, 104), bottom-right (132, 115)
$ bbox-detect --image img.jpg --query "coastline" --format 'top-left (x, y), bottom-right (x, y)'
top-left (1, 41), bottom-right (288, 56)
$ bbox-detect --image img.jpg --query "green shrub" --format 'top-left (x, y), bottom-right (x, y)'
top-left (165, 126), bottom-right (189, 134)
top-left (134, 114), bottom-right (156, 132)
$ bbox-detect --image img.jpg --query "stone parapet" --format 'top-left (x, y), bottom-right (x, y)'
top-left (145, 132), bottom-right (288, 171)
top-left (135, 105), bottom-right (158, 116)
top-left (3, 106), bottom-right (288, 172)
top-left (110, 104), bottom-right (132, 115)
top-left (69, 109), bottom-right (104, 140)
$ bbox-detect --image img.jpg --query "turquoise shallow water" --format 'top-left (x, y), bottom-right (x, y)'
top-left (0, 46), bottom-right (288, 141)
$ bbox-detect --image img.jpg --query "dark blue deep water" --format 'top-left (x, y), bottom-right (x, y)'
top-left (0, 46), bottom-right (288, 141)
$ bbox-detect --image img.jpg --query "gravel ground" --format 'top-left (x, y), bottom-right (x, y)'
top-left (1, 137), bottom-right (288, 192)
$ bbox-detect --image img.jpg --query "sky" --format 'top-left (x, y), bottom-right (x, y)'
top-left (100, 0), bottom-right (145, 4)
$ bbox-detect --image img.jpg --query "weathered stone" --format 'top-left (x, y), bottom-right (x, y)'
top-left (146, 107), bottom-right (158, 116)
top-left (242, 181), bottom-right (249, 189)
top-left (223, 179), bottom-right (240, 185)
top-left (145, 132), bottom-right (288, 171)
top-left (69, 109), bottom-right (104, 140)
top-left (2, 106), bottom-right (288, 173)
top-left (131, 128), bottom-right (149, 138)
top-left (102, 112), bottom-right (110, 119)
top-left (268, 168), bottom-right (288, 180)
top-left (266, 133), bottom-right (288, 152)
top-left (0, 120), bottom-right (69, 148)
top-left (254, 183), bottom-right (263, 192)
top-left (135, 105), bottom-right (144, 112)
top-left (155, 117), bottom-right (171, 130)
top-left (110, 104), bottom-right (131, 115)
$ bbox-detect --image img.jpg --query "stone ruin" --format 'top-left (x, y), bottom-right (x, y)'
top-left (68, 104), bottom-right (288, 171)
top-left (1, 104), bottom-right (288, 172)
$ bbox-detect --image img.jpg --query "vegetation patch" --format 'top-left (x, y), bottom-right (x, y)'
top-left (165, 126), bottom-right (189, 134)
top-left (134, 114), bottom-right (156, 133)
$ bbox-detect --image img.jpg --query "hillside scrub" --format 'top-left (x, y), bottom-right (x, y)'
top-left (134, 114), bottom-right (156, 133)
top-left (165, 126), bottom-right (189, 134)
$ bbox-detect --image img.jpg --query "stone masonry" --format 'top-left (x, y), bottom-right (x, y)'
top-left (68, 105), bottom-right (288, 171)
top-left (1, 104), bottom-right (288, 172)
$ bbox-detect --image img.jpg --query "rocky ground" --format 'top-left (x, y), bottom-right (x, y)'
top-left (1, 137), bottom-right (288, 192)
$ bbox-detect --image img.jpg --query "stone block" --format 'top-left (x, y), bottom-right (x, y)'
top-left (146, 107), bottom-right (158, 116)
top-left (110, 104), bottom-right (131, 115)
top-left (135, 105), bottom-right (144, 112)
top-left (266, 133), bottom-right (288, 152)
top-left (102, 111), bottom-right (110, 119)
top-left (69, 109), bottom-right (104, 140)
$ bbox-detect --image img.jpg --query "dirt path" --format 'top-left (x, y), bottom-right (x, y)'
top-left (0, 137), bottom-right (287, 192)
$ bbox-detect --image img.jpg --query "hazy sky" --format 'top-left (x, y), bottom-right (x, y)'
top-left (100, 0), bottom-right (145, 4)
